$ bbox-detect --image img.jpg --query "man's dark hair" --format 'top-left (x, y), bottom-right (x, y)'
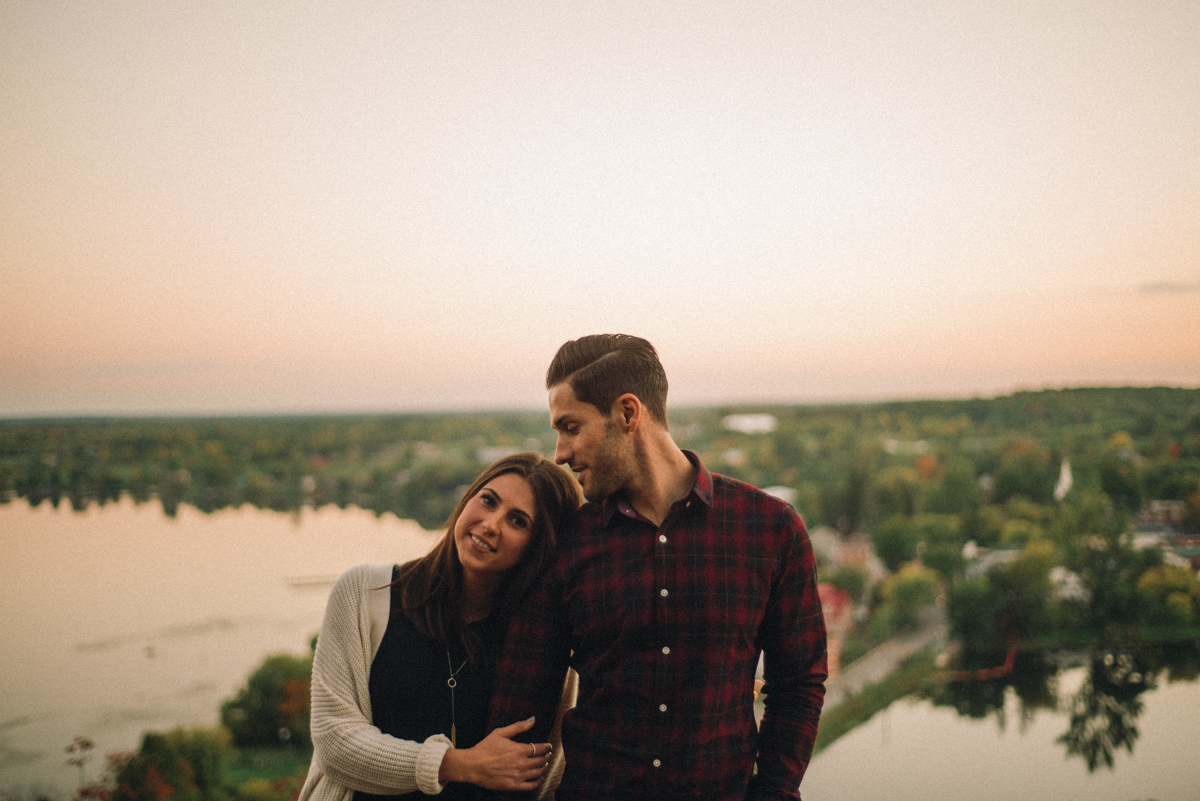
top-left (546, 334), bottom-right (669, 425)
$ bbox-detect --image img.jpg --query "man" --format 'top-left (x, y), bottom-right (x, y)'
top-left (489, 334), bottom-right (826, 801)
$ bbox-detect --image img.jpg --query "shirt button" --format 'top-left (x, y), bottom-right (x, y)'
top-left (660, 588), bottom-right (669, 597)
top-left (685, 501), bottom-right (691, 508)
top-left (652, 759), bottom-right (662, 768)
top-left (659, 704), bottom-right (667, 712)
top-left (659, 534), bottom-right (667, 543)
top-left (662, 646), bottom-right (670, 655)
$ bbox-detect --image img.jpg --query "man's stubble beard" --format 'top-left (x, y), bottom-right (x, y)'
top-left (581, 420), bottom-right (637, 503)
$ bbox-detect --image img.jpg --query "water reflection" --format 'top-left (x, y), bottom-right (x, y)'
top-left (0, 498), bottom-right (436, 795)
top-left (925, 642), bottom-right (1200, 772)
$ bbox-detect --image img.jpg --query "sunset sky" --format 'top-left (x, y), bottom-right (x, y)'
top-left (3, 1), bottom-right (1198, 417)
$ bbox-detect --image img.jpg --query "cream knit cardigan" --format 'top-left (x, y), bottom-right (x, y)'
top-left (297, 563), bottom-right (575, 801)
top-left (298, 563), bottom-right (452, 801)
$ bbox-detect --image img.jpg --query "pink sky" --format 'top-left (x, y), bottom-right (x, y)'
top-left (2, 1), bottom-right (1198, 416)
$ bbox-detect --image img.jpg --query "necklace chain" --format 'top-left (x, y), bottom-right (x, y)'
top-left (446, 649), bottom-right (467, 747)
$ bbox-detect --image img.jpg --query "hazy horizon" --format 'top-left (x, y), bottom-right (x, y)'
top-left (1, 381), bottom-right (1196, 422)
top-left (4, 1), bottom-right (1198, 417)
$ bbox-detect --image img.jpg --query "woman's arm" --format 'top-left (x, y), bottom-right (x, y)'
top-left (310, 566), bottom-right (550, 795)
top-left (310, 565), bottom-right (450, 796)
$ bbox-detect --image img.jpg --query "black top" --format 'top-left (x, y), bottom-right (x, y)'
top-left (353, 566), bottom-right (503, 801)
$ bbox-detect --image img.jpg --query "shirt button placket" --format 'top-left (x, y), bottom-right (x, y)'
top-left (653, 515), bottom-right (676, 781)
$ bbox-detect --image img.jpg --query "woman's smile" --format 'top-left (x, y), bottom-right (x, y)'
top-left (468, 532), bottom-right (497, 553)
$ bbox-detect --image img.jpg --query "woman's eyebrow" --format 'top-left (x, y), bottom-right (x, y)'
top-left (483, 485), bottom-right (533, 521)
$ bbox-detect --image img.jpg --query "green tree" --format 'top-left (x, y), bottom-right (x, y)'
top-left (991, 439), bottom-right (1056, 505)
top-left (874, 465), bottom-right (921, 519)
top-left (947, 575), bottom-right (1003, 653)
top-left (925, 460), bottom-right (981, 515)
top-left (825, 563), bottom-right (868, 601)
top-left (112, 727), bottom-right (232, 801)
top-left (220, 654), bottom-right (313, 748)
top-left (876, 562), bottom-right (940, 632)
top-left (914, 514), bottom-right (964, 579)
top-left (1098, 457), bottom-right (1141, 512)
top-left (870, 516), bottom-right (919, 573)
top-left (990, 540), bottom-right (1057, 639)
top-left (960, 505), bottom-right (1004, 548)
top-left (1137, 564), bottom-right (1200, 625)
top-left (947, 540), bottom-right (1057, 652)
top-left (1050, 491), bottom-right (1151, 637)
top-left (1141, 459), bottom-right (1200, 501)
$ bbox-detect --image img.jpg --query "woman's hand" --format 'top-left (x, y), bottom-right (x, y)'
top-left (437, 717), bottom-right (552, 791)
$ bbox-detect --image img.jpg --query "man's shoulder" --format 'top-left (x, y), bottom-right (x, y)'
top-left (707, 472), bottom-right (810, 545)
top-left (710, 471), bottom-right (797, 512)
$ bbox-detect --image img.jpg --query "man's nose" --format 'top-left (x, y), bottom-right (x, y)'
top-left (553, 436), bottom-right (570, 465)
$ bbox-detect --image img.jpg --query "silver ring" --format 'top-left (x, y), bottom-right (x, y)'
top-left (530, 742), bottom-right (536, 757)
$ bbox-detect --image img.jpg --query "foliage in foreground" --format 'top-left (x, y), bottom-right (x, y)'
top-left (220, 654), bottom-right (313, 749)
top-left (67, 726), bottom-right (308, 801)
top-left (54, 647), bottom-right (320, 801)
top-left (111, 727), bottom-right (232, 801)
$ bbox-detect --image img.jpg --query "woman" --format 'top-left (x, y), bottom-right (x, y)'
top-left (299, 452), bottom-right (580, 801)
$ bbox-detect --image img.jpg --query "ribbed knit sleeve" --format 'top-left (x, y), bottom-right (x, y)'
top-left (299, 564), bottom-right (452, 801)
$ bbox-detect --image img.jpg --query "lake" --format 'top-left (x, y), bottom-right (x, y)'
top-left (0, 497), bottom-right (438, 796)
top-left (805, 663), bottom-right (1200, 801)
top-left (2, 499), bottom-right (1198, 800)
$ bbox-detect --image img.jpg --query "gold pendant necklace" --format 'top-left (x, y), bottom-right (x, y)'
top-left (446, 649), bottom-right (467, 747)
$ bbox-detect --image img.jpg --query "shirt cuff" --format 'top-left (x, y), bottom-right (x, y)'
top-left (415, 734), bottom-right (453, 796)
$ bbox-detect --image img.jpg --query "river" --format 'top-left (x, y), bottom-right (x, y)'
top-left (0, 497), bottom-right (438, 796)
top-left (804, 663), bottom-right (1200, 800)
top-left (2, 498), bottom-right (1198, 800)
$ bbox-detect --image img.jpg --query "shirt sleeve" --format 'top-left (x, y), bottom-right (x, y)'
top-left (751, 506), bottom-right (828, 801)
top-left (487, 568), bottom-right (573, 749)
top-left (309, 566), bottom-right (452, 797)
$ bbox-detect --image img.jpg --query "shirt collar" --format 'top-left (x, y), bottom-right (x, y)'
top-left (601, 450), bottom-right (713, 527)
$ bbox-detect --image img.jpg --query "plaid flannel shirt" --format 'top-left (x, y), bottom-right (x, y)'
top-left (489, 452), bottom-right (826, 801)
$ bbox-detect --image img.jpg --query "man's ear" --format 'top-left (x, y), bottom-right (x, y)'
top-left (612, 393), bottom-right (642, 432)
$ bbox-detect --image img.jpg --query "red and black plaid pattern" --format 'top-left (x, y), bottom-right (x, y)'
top-left (489, 453), bottom-right (826, 801)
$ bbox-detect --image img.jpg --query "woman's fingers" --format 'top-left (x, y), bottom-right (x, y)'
top-left (456, 720), bottom-right (555, 790)
top-left (491, 716), bottom-right (535, 739)
top-left (526, 741), bottom-right (554, 758)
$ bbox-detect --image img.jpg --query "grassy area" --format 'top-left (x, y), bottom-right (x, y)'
top-left (813, 648), bottom-right (938, 755)
top-left (838, 627), bottom-right (887, 669)
top-left (225, 748), bottom-right (312, 788)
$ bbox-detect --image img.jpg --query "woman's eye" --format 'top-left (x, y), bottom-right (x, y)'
top-left (480, 494), bottom-right (496, 507)
top-left (511, 515), bottom-right (529, 529)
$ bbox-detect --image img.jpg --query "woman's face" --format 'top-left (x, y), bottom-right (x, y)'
top-left (454, 472), bottom-right (538, 583)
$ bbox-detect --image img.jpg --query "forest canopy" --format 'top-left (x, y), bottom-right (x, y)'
top-left (1, 386), bottom-right (1198, 531)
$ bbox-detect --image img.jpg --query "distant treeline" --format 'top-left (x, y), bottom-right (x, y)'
top-left (1, 386), bottom-right (1198, 531)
